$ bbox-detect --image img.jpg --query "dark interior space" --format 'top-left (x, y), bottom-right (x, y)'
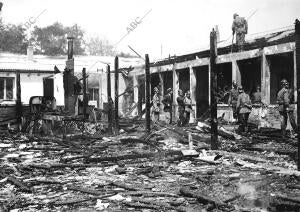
top-left (216, 62), bottom-right (232, 104)
top-left (237, 57), bottom-right (261, 95)
top-left (194, 66), bottom-right (209, 118)
top-left (177, 68), bottom-right (190, 94)
top-left (43, 78), bottom-right (54, 97)
top-left (150, 73), bottom-right (160, 97)
top-left (162, 71), bottom-right (173, 95)
top-left (269, 52), bottom-right (294, 104)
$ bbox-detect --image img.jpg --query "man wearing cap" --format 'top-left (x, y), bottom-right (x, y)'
top-left (236, 86), bottom-right (252, 132)
top-left (277, 79), bottom-right (297, 138)
top-left (162, 88), bottom-right (173, 124)
top-left (151, 87), bottom-right (160, 123)
top-left (232, 13), bottom-right (248, 51)
top-left (228, 81), bottom-right (239, 122)
top-left (177, 89), bottom-right (185, 126)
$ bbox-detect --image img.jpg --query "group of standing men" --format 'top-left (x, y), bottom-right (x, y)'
top-left (228, 79), bottom-right (297, 138)
top-left (151, 87), bottom-right (194, 126)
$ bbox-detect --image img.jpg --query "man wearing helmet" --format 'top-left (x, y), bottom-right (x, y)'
top-left (277, 79), bottom-right (297, 138)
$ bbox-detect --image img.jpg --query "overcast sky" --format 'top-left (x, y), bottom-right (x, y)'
top-left (1, 0), bottom-right (299, 59)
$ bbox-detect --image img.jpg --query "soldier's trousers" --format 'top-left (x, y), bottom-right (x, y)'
top-left (177, 109), bottom-right (185, 127)
top-left (236, 33), bottom-right (245, 51)
top-left (239, 112), bottom-right (250, 132)
top-left (279, 111), bottom-right (297, 137)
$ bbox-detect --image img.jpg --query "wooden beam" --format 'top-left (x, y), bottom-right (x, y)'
top-left (189, 66), bottom-right (197, 122)
top-left (82, 68), bottom-right (87, 118)
top-left (210, 29), bottom-right (218, 150)
top-left (16, 71), bottom-right (22, 125)
top-left (145, 54), bottom-right (151, 132)
top-left (264, 42), bottom-right (295, 55)
top-left (172, 64), bottom-right (178, 123)
top-left (114, 56), bottom-right (119, 132)
top-left (107, 65), bottom-right (113, 134)
top-left (232, 60), bottom-right (241, 86)
top-left (217, 49), bottom-right (262, 64)
top-left (295, 19), bottom-right (300, 171)
top-left (261, 53), bottom-right (271, 105)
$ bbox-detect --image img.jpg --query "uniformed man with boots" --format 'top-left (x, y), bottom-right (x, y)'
top-left (237, 86), bottom-right (252, 133)
top-left (232, 13), bottom-right (248, 51)
top-left (176, 89), bottom-right (185, 126)
top-left (162, 88), bottom-right (173, 124)
top-left (277, 79), bottom-right (297, 138)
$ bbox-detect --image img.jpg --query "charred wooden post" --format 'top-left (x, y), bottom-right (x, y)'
top-left (16, 71), bottom-right (22, 125)
top-left (295, 19), bottom-right (300, 170)
top-left (114, 56), bottom-right (119, 132)
top-left (82, 68), bottom-right (87, 118)
top-left (64, 37), bottom-right (75, 115)
top-left (145, 54), bottom-right (151, 132)
top-left (107, 65), bottom-right (113, 133)
top-left (210, 29), bottom-right (218, 150)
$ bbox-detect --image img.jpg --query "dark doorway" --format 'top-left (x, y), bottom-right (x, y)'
top-left (269, 52), bottom-right (294, 104)
top-left (177, 68), bottom-right (190, 94)
top-left (194, 66), bottom-right (209, 118)
top-left (162, 71), bottom-right (173, 95)
top-left (150, 73), bottom-right (160, 97)
top-left (238, 57), bottom-right (261, 95)
top-left (216, 62), bottom-right (232, 104)
top-left (43, 78), bottom-right (54, 97)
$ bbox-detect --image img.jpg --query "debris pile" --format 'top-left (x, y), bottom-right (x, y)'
top-left (0, 121), bottom-right (299, 211)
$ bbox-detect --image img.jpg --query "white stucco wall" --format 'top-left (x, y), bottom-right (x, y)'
top-left (0, 72), bottom-right (64, 106)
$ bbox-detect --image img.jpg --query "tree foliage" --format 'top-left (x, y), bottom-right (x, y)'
top-left (86, 36), bottom-right (115, 56)
top-left (0, 20), bottom-right (28, 54)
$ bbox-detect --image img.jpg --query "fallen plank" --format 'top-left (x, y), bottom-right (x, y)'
top-left (87, 150), bottom-right (183, 163)
top-left (50, 193), bottom-right (115, 206)
top-left (111, 181), bottom-right (139, 191)
top-left (0, 173), bottom-right (31, 192)
top-left (123, 191), bottom-right (179, 197)
top-left (180, 187), bottom-right (226, 207)
top-left (67, 185), bottom-right (114, 196)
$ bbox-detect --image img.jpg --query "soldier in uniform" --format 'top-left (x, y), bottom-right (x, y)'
top-left (177, 89), bottom-right (185, 126)
top-left (237, 86), bottom-right (252, 132)
top-left (277, 79), bottom-right (297, 138)
top-left (183, 91), bottom-right (194, 126)
top-left (232, 13), bottom-right (248, 51)
top-left (151, 87), bottom-right (160, 123)
top-left (162, 88), bottom-right (173, 124)
top-left (228, 81), bottom-right (239, 122)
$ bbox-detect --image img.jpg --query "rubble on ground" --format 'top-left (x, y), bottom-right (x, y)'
top-left (0, 120), bottom-right (299, 212)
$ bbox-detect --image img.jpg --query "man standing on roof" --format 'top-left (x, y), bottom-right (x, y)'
top-left (232, 13), bottom-right (248, 51)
